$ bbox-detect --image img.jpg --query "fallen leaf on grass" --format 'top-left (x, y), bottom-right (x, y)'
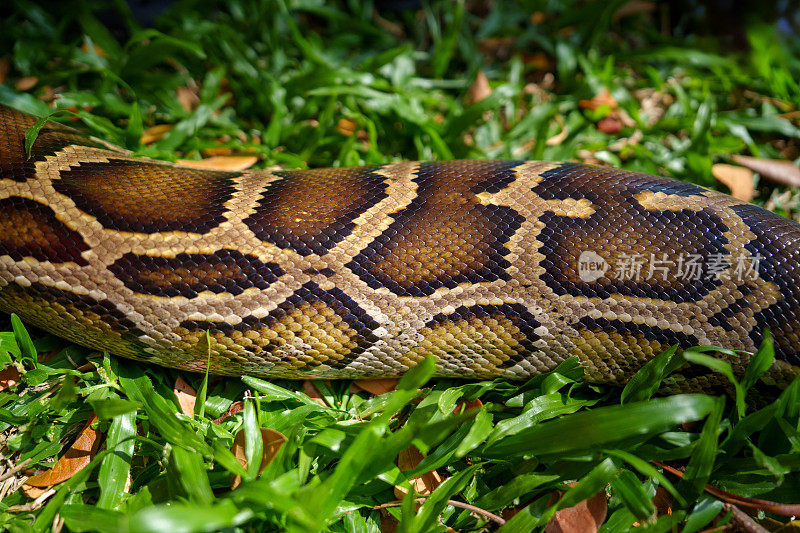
top-left (731, 155), bottom-right (800, 188)
top-left (394, 445), bottom-right (443, 499)
top-left (352, 378), bottom-right (398, 396)
top-left (302, 380), bottom-right (326, 406)
top-left (15, 77), bottom-right (38, 91)
top-left (176, 86), bottom-right (199, 112)
top-left (174, 377), bottom-right (197, 416)
top-left (466, 70), bottom-right (492, 105)
top-left (597, 116), bottom-right (622, 135)
top-left (26, 416), bottom-right (100, 487)
top-left (176, 155), bottom-right (258, 171)
top-left (712, 163), bottom-right (755, 201)
top-left (140, 124), bottom-right (173, 144)
top-left (0, 366), bottom-right (21, 391)
top-left (213, 401), bottom-right (244, 424)
top-left (546, 115), bottom-right (569, 146)
top-left (579, 88), bottom-right (618, 112)
top-left (231, 427), bottom-right (287, 488)
top-left (545, 486), bottom-right (608, 533)
top-left (453, 398), bottom-right (483, 415)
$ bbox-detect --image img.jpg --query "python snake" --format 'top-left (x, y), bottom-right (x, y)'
top-left (1, 103), bottom-right (799, 388)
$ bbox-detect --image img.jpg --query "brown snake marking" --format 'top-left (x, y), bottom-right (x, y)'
top-left (1, 103), bottom-right (799, 386)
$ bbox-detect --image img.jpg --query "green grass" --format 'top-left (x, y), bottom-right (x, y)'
top-left (1, 1), bottom-right (799, 531)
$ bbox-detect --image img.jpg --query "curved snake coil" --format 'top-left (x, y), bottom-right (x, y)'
top-left (1, 104), bottom-right (799, 388)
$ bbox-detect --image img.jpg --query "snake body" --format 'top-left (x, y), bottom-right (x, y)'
top-left (1, 104), bottom-right (799, 386)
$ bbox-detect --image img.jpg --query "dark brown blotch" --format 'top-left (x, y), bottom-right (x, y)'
top-left (0, 196), bottom-right (89, 264)
top-left (54, 159), bottom-right (239, 234)
top-left (347, 160), bottom-right (526, 296)
top-left (109, 249), bottom-right (285, 298)
top-left (244, 166), bottom-right (388, 256)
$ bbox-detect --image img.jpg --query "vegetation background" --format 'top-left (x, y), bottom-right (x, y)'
top-left (0, 0), bottom-right (799, 531)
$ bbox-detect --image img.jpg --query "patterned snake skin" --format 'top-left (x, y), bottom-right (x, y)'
top-left (1, 104), bottom-right (799, 386)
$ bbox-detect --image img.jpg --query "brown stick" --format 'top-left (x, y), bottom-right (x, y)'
top-left (373, 497), bottom-right (506, 526)
top-left (0, 458), bottom-right (31, 483)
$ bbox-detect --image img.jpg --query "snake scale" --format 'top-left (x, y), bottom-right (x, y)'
top-left (1, 103), bottom-right (799, 388)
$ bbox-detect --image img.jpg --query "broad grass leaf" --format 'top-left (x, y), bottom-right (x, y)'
top-left (610, 469), bottom-right (654, 520)
top-left (126, 500), bottom-right (253, 533)
top-left (96, 410), bottom-right (136, 510)
top-left (741, 330), bottom-right (775, 393)
top-left (168, 445), bottom-right (214, 504)
top-left (621, 345), bottom-right (682, 404)
top-left (484, 395), bottom-right (717, 458)
top-left (683, 350), bottom-right (745, 417)
top-left (678, 396), bottom-right (724, 502)
top-left (60, 504), bottom-right (123, 533)
top-left (10, 313), bottom-right (36, 361)
top-left (27, 416), bottom-right (100, 487)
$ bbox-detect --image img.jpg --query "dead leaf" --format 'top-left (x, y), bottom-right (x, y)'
top-left (231, 427), bottom-right (288, 488)
top-left (352, 378), bottom-right (398, 396)
top-left (0, 365), bottom-right (21, 391)
top-left (302, 380), bottom-right (327, 406)
top-left (546, 115), bottom-right (569, 146)
top-left (731, 155), bottom-right (800, 188)
top-left (530, 11), bottom-right (546, 24)
top-left (174, 377), bottom-right (197, 416)
top-left (612, 0), bottom-right (656, 22)
top-left (394, 445), bottom-right (443, 499)
top-left (176, 86), bottom-right (199, 112)
top-left (80, 42), bottom-right (107, 57)
top-left (0, 57), bottom-right (10, 85)
top-left (453, 398), bottom-right (483, 415)
top-left (597, 116), bottom-right (623, 135)
top-left (337, 118), bottom-right (358, 136)
top-left (712, 163), bottom-right (755, 201)
top-left (176, 155), bottom-right (258, 171)
top-left (20, 484), bottom-right (51, 500)
top-left (653, 486), bottom-right (673, 516)
top-left (26, 416), bottom-right (100, 487)
top-left (140, 124), bottom-right (173, 144)
top-left (466, 70), bottom-right (492, 105)
top-left (545, 487), bottom-right (607, 533)
top-left (201, 146), bottom-right (234, 157)
top-left (15, 77), bottom-right (38, 92)
top-left (213, 401), bottom-right (244, 424)
top-left (579, 88), bottom-right (618, 111)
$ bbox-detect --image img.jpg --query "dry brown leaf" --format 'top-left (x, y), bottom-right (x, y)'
top-left (597, 116), bottom-right (623, 135)
top-left (0, 57), bottom-right (10, 85)
top-left (394, 445), bottom-right (443, 499)
top-left (20, 484), bottom-right (51, 500)
top-left (26, 416), bottom-right (100, 487)
top-left (201, 146), bottom-right (234, 157)
top-left (337, 118), bottom-right (358, 136)
top-left (731, 155), bottom-right (800, 188)
top-left (302, 380), bottom-right (327, 406)
top-left (352, 378), bottom-right (398, 396)
top-left (0, 365), bottom-right (21, 391)
top-left (15, 77), bottom-right (38, 92)
top-left (712, 163), bottom-right (755, 202)
top-left (380, 509), bottom-right (399, 533)
top-left (80, 42), bottom-right (107, 57)
top-left (213, 400), bottom-right (244, 424)
top-left (545, 488), bottom-right (607, 533)
top-left (653, 486), bottom-right (673, 516)
top-left (530, 11), bottom-right (546, 24)
top-left (176, 155), bottom-right (258, 171)
top-left (231, 427), bottom-right (288, 488)
top-left (174, 377), bottom-right (197, 416)
top-left (140, 124), bottom-right (173, 144)
top-left (612, 0), bottom-right (656, 22)
top-left (453, 398), bottom-right (483, 415)
top-left (466, 70), bottom-right (492, 105)
top-left (176, 86), bottom-right (199, 112)
top-left (546, 116), bottom-right (569, 146)
top-left (579, 88), bottom-right (618, 111)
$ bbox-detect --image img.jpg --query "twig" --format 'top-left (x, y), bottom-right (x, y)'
top-left (655, 461), bottom-right (800, 517)
top-left (373, 497), bottom-right (506, 526)
top-left (724, 503), bottom-right (770, 533)
top-left (0, 458), bottom-right (31, 483)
